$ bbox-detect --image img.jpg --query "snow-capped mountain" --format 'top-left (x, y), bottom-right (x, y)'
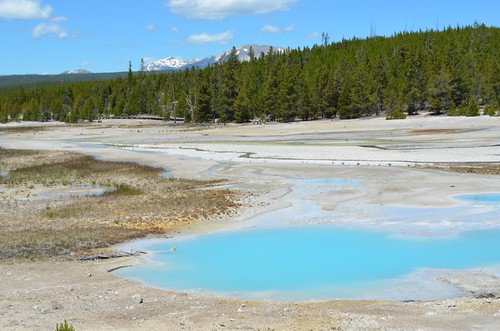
top-left (145, 57), bottom-right (198, 71)
top-left (220, 44), bottom-right (286, 62)
top-left (145, 45), bottom-right (284, 72)
top-left (62, 69), bottom-right (92, 75)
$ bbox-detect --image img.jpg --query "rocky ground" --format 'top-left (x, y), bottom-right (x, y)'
top-left (0, 259), bottom-right (499, 331)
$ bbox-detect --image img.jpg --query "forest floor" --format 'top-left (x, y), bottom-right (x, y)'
top-left (0, 114), bottom-right (499, 330)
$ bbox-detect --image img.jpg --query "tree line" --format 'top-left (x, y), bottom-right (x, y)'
top-left (0, 23), bottom-right (498, 124)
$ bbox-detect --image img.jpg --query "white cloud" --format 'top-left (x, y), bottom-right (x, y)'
top-left (166, 0), bottom-right (297, 20)
top-left (307, 32), bottom-right (320, 40)
top-left (50, 16), bottom-right (67, 22)
top-left (32, 22), bottom-right (67, 39)
top-left (262, 24), bottom-right (295, 34)
top-left (145, 23), bottom-right (157, 31)
top-left (0, 0), bottom-right (52, 20)
top-left (187, 30), bottom-right (234, 44)
top-left (171, 26), bottom-right (179, 33)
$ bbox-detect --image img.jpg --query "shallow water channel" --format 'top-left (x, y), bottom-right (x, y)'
top-left (114, 178), bottom-right (500, 301)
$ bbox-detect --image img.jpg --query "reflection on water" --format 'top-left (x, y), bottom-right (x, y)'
top-left (114, 178), bottom-right (500, 301)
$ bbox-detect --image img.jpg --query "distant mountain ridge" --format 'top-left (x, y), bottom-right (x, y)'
top-left (145, 44), bottom-right (284, 72)
top-left (61, 69), bottom-right (92, 75)
top-left (145, 57), bottom-right (198, 71)
top-left (0, 45), bottom-right (285, 90)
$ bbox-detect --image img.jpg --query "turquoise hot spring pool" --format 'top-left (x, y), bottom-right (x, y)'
top-left (114, 182), bottom-right (500, 301)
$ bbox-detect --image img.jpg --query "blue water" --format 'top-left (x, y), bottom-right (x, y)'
top-left (114, 189), bottom-right (500, 301)
top-left (116, 227), bottom-right (500, 301)
top-left (459, 193), bottom-right (500, 204)
top-left (38, 184), bottom-right (110, 199)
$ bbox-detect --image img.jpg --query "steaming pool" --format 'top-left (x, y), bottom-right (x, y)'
top-left (114, 178), bottom-right (500, 301)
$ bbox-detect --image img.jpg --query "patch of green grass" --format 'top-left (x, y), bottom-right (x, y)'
top-left (0, 226), bottom-right (157, 260)
top-left (105, 183), bottom-right (141, 196)
top-left (0, 152), bottom-right (164, 187)
top-left (44, 206), bottom-right (85, 219)
top-left (0, 148), bottom-right (38, 158)
top-left (56, 320), bottom-right (75, 331)
top-left (0, 126), bottom-right (48, 134)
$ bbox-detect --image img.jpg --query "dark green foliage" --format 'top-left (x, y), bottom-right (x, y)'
top-left (0, 24), bottom-right (498, 123)
top-left (448, 97), bottom-right (480, 116)
top-left (483, 104), bottom-right (498, 116)
top-left (386, 109), bottom-right (407, 120)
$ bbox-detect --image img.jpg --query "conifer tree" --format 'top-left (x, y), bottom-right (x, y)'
top-left (234, 64), bottom-right (252, 123)
top-left (196, 72), bottom-right (212, 122)
top-left (429, 69), bottom-right (452, 114)
top-left (127, 61), bottom-right (133, 83)
top-left (216, 46), bottom-right (239, 122)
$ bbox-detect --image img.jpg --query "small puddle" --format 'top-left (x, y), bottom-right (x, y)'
top-left (160, 172), bottom-right (173, 179)
top-left (458, 193), bottom-right (500, 204)
top-left (37, 185), bottom-right (111, 200)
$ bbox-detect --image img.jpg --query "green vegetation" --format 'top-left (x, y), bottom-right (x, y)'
top-left (0, 23), bottom-right (498, 123)
top-left (386, 109), bottom-right (407, 120)
top-left (448, 97), bottom-right (481, 116)
top-left (55, 320), bottom-right (75, 331)
top-left (105, 183), bottom-right (142, 196)
top-left (483, 104), bottom-right (498, 116)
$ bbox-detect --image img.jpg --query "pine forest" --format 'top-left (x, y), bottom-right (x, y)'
top-left (0, 23), bottom-right (498, 124)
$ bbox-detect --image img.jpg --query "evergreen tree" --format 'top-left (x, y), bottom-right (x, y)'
top-left (196, 72), bottom-right (212, 122)
top-left (216, 47), bottom-right (239, 122)
top-left (262, 56), bottom-right (282, 120)
top-left (234, 64), bottom-right (252, 123)
top-left (127, 61), bottom-right (133, 83)
top-left (429, 69), bottom-right (452, 114)
top-left (337, 77), bottom-right (354, 119)
top-left (297, 70), bottom-right (312, 120)
top-left (0, 102), bottom-right (6, 123)
top-left (60, 87), bottom-right (74, 121)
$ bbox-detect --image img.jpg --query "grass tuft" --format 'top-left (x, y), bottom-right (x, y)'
top-left (55, 319), bottom-right (75, 331)
top-left (105, 183), bottom-right (141, 196)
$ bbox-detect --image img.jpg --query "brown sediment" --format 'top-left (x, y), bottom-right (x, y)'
top-left (423, 163), bottom-right (500, 175)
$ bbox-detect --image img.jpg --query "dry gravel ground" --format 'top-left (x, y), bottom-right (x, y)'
top-left (0, 115), bottom-right (499, 330)
top-left (0, 259), bottom-right (498, 331)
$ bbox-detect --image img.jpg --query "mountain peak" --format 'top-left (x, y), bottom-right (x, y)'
top-left (62, 69), bottom-right (91, 75)
top-left (145, 57), bottom-right (197, 71)
top-left (144, 45), bottom-right (284, 72)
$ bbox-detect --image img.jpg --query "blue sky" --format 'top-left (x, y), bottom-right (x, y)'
top-left (0, 0), bottom-right (498, 75)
